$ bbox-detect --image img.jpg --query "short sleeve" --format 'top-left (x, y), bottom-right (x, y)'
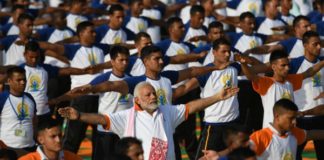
top-left (286, 74), bottom-right (303, 91)
top-left (249, 128), bottom-right (273, 156)
top-left (64, 44), bottom-right (81, 60)
top-left (156, 40), bottom-right (172, 56)
top-left (36, 28), bottom-right (54, 41)
top-left (192, 44), bottom-right (211, 54)
top-left (278, 38), bottom-right (298, 54)
top-left (42, 64), bottom-right (59, 78)
top-left (0, 35), bottom-right (18, 51)
top-left (90, 72), bottom-right (111, 85)
top-left (289, 57), bottom-right (305, 74)
top-left (291, 127), bottom-right (306, 145)
top-left (162, 56), bottom-right (171, 67)
top-left (163, 104), bottom-right (187, 129)
top-left (96, 43), bottom-right (110, 55)
top-left (0, 91), bottom-right (10, 114)
top-left (196, 63), bottom-right (213, 88)
top-left (160, 71), bottom-right (179, 85)
top-left (106, 110), bottom-right (129, 137)
top-left (226, 0), bottom-right (240, 9)
top-left (229, 62), bottom-right (241, 75)
top-left (252, 76), bottom-right (274, 96)
top-left (124, 76), bottom-right (147, 94)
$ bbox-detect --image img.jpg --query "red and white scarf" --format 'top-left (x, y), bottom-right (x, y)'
top-left (124, 105), bottom-right (168, 160)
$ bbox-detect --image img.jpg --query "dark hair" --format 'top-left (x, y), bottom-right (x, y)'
top-left (129, 0), bottom-right (142, 6)
top-left (76, 21), bottom-right (94, 36)
top-left (239, 12), bottom-right (255, 21)
top-left (302, 31), bottom-right (319, 44)
top-left (190, 5), bottom-right (205, 16)
top-left (108, 4), bottom-right (124, 15)
top-left (269, 50), bottom-right (288, 63)
top-left (17, 13), bottom-right (34, 24)
top-left (227, 147), bottom-right (256, 160)
top-left (12, 4), bottom-right (26, 12)
top-left (208, 21), bottom-right (223, 33)
top-left (115, 137), bottom-right (142, 155)
top-left (36, 118), bottom-right (60, 137)
top-left (212, 38), bottom-right (231, 51)
top-left (293, 15), bottom-right (309, 28)
top-left (7, 66), bottom-right (25, 78)
top-left (52, 10), bottom-right (67, 19)
top-left (141, 45), bottom-right (161, 61)
top-left (166, 17), bottom-right (183, 30)
top-left (71, 0), bottom-right (86, 5)
top-left (134, 32), bottom-right (151, 43)
top-left (25, 41), bottom-right (40, 53)
top-left (109, 45), bottom-right (130, 60)
top-left (273, 99), bottom-right (298, 115)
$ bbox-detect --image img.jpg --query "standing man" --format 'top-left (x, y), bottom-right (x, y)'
top-left (0, 67), bottom-right (37, 157)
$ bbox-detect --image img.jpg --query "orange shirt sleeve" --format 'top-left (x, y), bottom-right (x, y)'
top-left (103, 115), bottom-right (111, 130)
top-left (18, 152), bottom-right (40, 160)
top-left (64, 150), bottom-right (83, 160)
top-left (184, 104), bottom-right (189, 120)
top-left (250, 128), bottom-right (273, 156)
top-left (252, 76), bottom-right (275, 96)
top-left (291, 127), bottom-right (306, 145)
top-left (287, 74), bottom-right (303, 91)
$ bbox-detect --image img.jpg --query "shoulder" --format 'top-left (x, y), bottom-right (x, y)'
top-left (18, 152), bottom-right (40, 160)
top-left (63, 150), bottom-right (82, 160)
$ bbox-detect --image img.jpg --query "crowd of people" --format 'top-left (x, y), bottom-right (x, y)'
top-left (0, 0), bottom-right (324, 160)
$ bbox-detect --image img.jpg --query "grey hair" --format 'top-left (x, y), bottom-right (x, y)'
top-left (133, 82), bottom-right (153, 98)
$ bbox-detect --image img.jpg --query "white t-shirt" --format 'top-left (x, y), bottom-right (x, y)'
top-left (0, 91), bottom-right (36, 148)
top-left (66, 13), bottom-right (88, 32)
top-left (141, 8), bottom-right (162, 43)
top-left (256, 17), bottom-right (286, 35)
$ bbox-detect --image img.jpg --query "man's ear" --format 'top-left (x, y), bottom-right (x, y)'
top-left (37, 134), bottom-right (44, 145)
top-left (134, 97), bottom-right (140, 105)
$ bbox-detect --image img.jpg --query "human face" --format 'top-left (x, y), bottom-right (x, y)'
top-left (80, 26), bottom-right (96, 44)
top-left (38, 126), bottom-right (62, 153)
top-left (304, 36), bottom-right (321, 57)
top-left (295, 20), bottom-right (311, 37)
top-left (213, 44), bottom-right (231, 64)
top-left (190, 12), bottom-right (204, 29)
top-left (136, 85), bottom-right (158, 113)
top-left (265, 0), bottom-right (279, 19)
top-left (109, 10), bottom-right (124, 29)
top-left (144, 52), bottom-right (164, 73)
top-left (202, 0), bottom-right (214, 13)
top-left (142, 0), bottom-right (152, 8)
top-left (136, 37), bottom-right (152, 53)
top-left (276, 110), bottom-right (297, 132)
top-left (281, 0), bottom-right (292, 10)
top-left (208, 27), bottom-right (224, 41)
top-left (272, 58), bottom-right (290, 78)
top-left (240, 17), bottom-right (255, 35)
top-left (24, 51), bottom-right (40, 67)
top-left (131, 1), bottom-right (144, 16)
top-left (8, 72), bottom-right (26, 95)
top-left (18, 19), bottom-right (33, 37)
top-left (72, 2), bottom-right (86, 14)
top-left (53, 12), bottom-right (67, 29)
top-left (13, 8), bottom-right (25, 24)
top-left (127, 143), bottom-right (144, 160)
top-left (170, 21), bottom-right (185, 39)
top-left (111, 53), bottom-right (129, 73)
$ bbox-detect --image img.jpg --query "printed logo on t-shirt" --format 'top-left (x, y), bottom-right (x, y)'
top-left (88, 52), bottom-right (98, 65)
top-left (248, 3), bottom-right (257, 15)
top-left (17, 102), bottom-right (30, 120)
top-left (249, 39), bottom-right (258, 48)
top-left (29, 74), bottom-right (41, 91)
top-left (156, 89), bottom-right (167, 105)
top-left (114, 37), bottom-right (122, 44)
top-left (176, 49), bottom-right (185, 55)
top-left (137, 23), bottom-right (145, 32)
top-left (282, 152), bottom-right (293, 160)
top-left (221, 74), bottom-right (232, 87)
top-left (118, 94), bottom-right (130, 103)
top-left (281, 90), bottom-right (292, 100)
top-left (312, 72), bottom-right (321, 87)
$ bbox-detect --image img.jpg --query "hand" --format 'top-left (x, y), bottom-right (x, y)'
top-left (58, 107), bottom-right (79, 120)
top-left (85, 66), bottom-right (102, 74)
top-left (234, 54), bottom-right (251, 64)
top-left (314, 92), bottom-right (324, 100)
top-left (70, 85), bottom-right (92, 95)
top-left (198, 51), bottom-right (208, 58)
top-left (47, 98), bottom-right (59, 106)
top-left (216, 87), bottom-right (239, 100)
top-left (199, 150), bottom-right (219, 160)
top-left (189, 36), bottom-right (201, 42)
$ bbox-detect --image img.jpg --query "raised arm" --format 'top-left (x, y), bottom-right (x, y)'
top-left (173, 78), bottom-right (199, 100)
top-left (238, 56), bottom-right (261, 82)
top-left (38, 41), bottom-right (65, 55)
top-left (177, 65), bottom-right (216, 83)
top-left (243, 44), bottom-right (284, 55)
top-left (169, 51), bottom-right (207, 64)
top-left (306, 130), bottom-right (324, 141)
top-left (302, 60), bottom-right (324, 79)
top-left (89, 80), bottom-right (129, 95)
top-left (300, 104), bottom-right (324, 116)
top-left (58, 107), bottom-right (107, 126)
top-left (186, 87), bottom-right (239, 114)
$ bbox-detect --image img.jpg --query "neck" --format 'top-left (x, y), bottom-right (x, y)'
top-left (108, 23), bottom-right (119, 30)
top-left (131, 12), bottom-right (140, 17)
top-left (273, 74), bottom-right (286, 83)
top-left (170, 36), bottom-right (181, 43)
top-left (10, 89), bottom-right (23, 97)
top-left (112, 69), bottom-right (124, 77)
top-left (26, 63), bottom-right (37, 67)
top-left (42, 147), bottom-right (60, 160)
top-left (272, 123), bottom-right (287, 136)
top-left (19, 33), bottom-right (29, 41)
top-left (265, 12), bottom-right (275, 20)
top-left (295, 32), bottom-right (303, 39)
top-left (145, 70), bottom-right (159, 80)
top-left (304, 52), bottom-right (317, 62)
top-left (213, 60), bottom-right (228, 70)
top-left (80, 40), bottom-right (92, 47)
